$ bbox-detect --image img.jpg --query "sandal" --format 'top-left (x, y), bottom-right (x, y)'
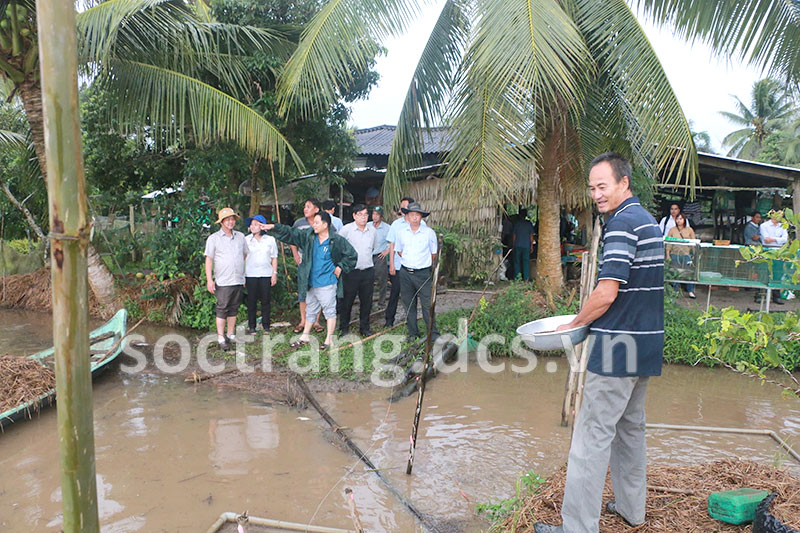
top-left (312, 323), bottom-right (324, 333)
top-left (320, 343), bottom-right (330, 351)
top-left (293, 323), bottom-right (304, 333)
top-left (289, 339), bottom-right (308, 348)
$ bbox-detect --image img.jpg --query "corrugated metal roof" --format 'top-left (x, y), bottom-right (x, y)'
top-left (354, 125), bottom-right (450, 155)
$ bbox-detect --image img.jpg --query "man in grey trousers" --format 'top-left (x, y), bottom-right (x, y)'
top-left (535, 153), bottom-right (664, 533)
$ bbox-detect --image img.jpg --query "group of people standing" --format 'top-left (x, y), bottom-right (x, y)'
top-left (661, 201), bottom-right (791, 304)
top-left (202, 196), bottom-right (439, 350)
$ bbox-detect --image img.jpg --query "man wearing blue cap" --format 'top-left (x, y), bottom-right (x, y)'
top-left (245, 214), bottom-right (278, 335)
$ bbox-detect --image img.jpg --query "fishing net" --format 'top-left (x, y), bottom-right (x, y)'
top-left (0, 354), bottom-right (56, 415)
top-left (502, 459), bottom-right (800, 532)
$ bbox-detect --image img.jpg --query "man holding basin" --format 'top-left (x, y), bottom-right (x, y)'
top-left (535, 153), bottom-right (664, 533)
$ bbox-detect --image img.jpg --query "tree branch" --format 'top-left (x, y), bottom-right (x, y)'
top-left (0, 178), bottom-right (47, 246)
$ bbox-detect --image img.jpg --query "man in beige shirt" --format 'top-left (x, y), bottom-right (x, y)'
top-left (204, 207), bottom-right (246, 349)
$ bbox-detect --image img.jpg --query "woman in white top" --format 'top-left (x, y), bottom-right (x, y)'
top-left (244, 215), bottom-right (278, 334)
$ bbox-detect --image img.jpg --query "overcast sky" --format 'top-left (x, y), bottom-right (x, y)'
top-left (348, 2), bottom-right (764, 155)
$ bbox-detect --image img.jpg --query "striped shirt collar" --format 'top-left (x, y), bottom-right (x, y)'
top-left (609, 196), bottom-right (640, 219)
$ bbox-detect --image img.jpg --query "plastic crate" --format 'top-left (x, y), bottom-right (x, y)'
top-left (708, 488), bottom-right (770, 525)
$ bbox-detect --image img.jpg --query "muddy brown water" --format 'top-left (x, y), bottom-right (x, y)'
top-left (2, 308), bottom-right (800, 532)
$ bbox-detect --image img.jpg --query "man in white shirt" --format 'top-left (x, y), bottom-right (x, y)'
top-left (244, 214), bottom-right (278, 334)
top-left (760, 211), bottom-right (790, 304)
top-left (395, 202), bottom-right (439, 340)
top-left (385, 196), bottom-right (426, 327)
top-left (338, 204), bottom-right (377, 336)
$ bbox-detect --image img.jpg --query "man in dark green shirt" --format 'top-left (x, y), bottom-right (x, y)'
top-left (262, 212), bottom-right (357, 349)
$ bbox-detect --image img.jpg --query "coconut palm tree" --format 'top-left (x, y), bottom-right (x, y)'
top-left (0, 0), bottom-right (304, 310)
top-left (719, 78), bottom-right (795, 159)
top-left (276, 0), bottom-right (699, 292)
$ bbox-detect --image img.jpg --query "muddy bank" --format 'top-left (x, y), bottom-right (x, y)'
top-left (500, 459), bottom-right (800, 531)
top-left (0, 267), bottom-right (197, 320)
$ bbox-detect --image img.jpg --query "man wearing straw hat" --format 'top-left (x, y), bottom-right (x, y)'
top-left (204, 207), bottom-right (247, 350)
top-left (394, 201), bottom-right (439, 341)
top-left (535, 153), bottom-right (664, 533)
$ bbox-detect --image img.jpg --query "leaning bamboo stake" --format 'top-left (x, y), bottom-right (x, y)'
top-left (570, 218), bottom-right (602, 432)
top-left (560, 217), bottom-right (602, 429)
top-left (268, 157), bottom-right (291, 285)
top-left (406, 237), bottom-right (442, 475)
top-left (37, 1), bottom-right (99, 530)
top-left (343, 488), bottom-right (365, 533)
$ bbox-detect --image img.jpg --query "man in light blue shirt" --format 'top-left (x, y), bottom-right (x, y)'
top-left (371, 206), bottom-right (391, 308)
top-left (395, 202), bottom-right (439, 340)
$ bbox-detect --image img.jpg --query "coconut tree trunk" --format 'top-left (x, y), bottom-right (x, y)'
top-left (17, 76), bottom-right (118, 313)
top-left (37, 0), bottom-right (100, 530)
top-left (249, 158), bottom-right (262, 216)
top-left (536, 134), bottom-right (565, 294)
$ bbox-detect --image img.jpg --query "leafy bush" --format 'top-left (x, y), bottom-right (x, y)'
top-left (6, 239), bottom-right (38, 254)
top-left (435, 283), bottom-right (579, 357)
top-left (477, 471), bottom-right (545, 525)
top-left (435, 223), bottom-right (502, 282)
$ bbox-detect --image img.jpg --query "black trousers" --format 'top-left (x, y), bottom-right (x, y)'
top-left (245, 276), bottom-right (272, 331)
top-left (385, 270), bottom-right (402, 326)
top-left (399, 267), bottom-right (439, 338)
top-left (340, 267), bottom-right (374, 333)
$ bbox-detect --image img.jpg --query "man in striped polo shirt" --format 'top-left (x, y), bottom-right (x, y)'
top-left (536, 153), bottom-right (664, 533)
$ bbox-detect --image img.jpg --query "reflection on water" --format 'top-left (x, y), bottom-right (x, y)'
top-left (1, 308), bottom-right (800, 532)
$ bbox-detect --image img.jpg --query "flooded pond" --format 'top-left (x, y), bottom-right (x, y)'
top-left (2, 308), bottom-right (800, 531)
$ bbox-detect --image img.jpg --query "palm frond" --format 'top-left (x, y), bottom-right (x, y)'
top-left (276, 0), bottom-right (423, 117)
top-left (0, 128), bottom-right (25, 151)
top-left (722, 128), bottom-right (753, 157)
top-left (102, 60), bottom-right (303, 172)
top-left (78, 1), bottom-right (292, 97)
top-left (469, 0), bottom-right (592, 123)
top-left (719, 110), bottom-right (754, 127)
top-left (634, 0), bottom-right (800, 83)
top-left (440, 74), bottom-right (539, 208)
top-left (383, 0), bottom-right (471, 210)
top-left (575, 0), bottom-right (699, 193)
top-left (190, 0), bottom-right (214, 22)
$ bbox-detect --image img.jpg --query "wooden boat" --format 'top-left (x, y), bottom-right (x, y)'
top-left (0, 309), bottom-right (128, 428)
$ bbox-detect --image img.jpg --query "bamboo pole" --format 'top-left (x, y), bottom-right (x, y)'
top-left (37, 0), bottom-right (99, 530)
top-left (406, 236), bottom-right (443, 475)
top-left (570, 218), bottom-right (602, 427)
top-left (268, 157), bottom-right (291, 284)
top-left (561, 217), bottom-right (601, 429)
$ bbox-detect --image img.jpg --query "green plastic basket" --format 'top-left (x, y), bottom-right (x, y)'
top-left (708, 488), bottom-right (770, 525)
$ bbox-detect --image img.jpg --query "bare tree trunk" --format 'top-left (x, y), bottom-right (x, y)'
top-left (0, 178), bottom-right (47, 242)
top-left (536, 135), bottom-right (565, 294)
top-left (17, 78), bottom-right (118, 313)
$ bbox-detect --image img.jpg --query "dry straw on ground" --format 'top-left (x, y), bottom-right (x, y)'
top-left (0, 355), bottom-right (55, 414)
top-left (502, 459), bottom-right (800, 532)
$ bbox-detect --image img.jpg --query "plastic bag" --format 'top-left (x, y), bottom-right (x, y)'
top-left (752, 493), bottom-right (799, 533)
